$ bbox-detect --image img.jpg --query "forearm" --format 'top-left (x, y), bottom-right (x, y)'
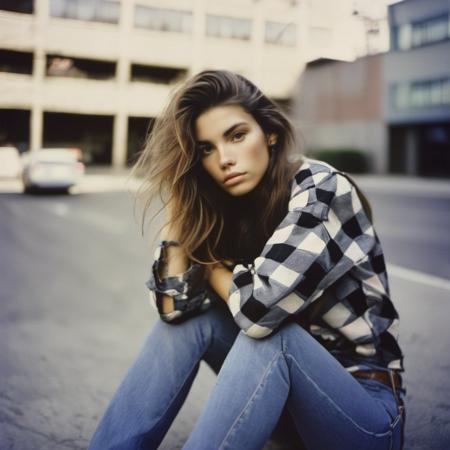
top-left (208, 264), bottom-right (233, 303)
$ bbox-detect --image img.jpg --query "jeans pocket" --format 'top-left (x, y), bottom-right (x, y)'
top-left (359, 379), bottom-right (404, 426)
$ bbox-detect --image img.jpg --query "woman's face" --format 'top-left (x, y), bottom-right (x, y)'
top-left (195, 104), bottom-right (276, 196)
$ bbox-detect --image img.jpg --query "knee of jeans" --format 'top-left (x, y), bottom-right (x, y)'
top-left (154, 303), bottom-right (227, 348)
top-left (233, 326), bottom-right (284, 353)
top-left (277, 321), bottom-right (317, 352)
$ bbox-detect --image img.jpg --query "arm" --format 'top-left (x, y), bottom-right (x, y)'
top-left (158, 223), bottom-right (189, 313)
top-left (227, 171), bottom-right (377, 338)
top-left (145, 208), bottom-right (210, 323)
top-left (207, 263), bottom-right (233, 303)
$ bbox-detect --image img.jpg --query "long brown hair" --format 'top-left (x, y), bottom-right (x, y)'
top-left (132, 70), bottom-right (303, 265)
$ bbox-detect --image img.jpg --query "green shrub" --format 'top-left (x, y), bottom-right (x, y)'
top-left (307, 148), bottom-right (370, 174)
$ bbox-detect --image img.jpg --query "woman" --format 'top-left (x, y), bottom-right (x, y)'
top-left (89, 70), bottom-right (405, 450)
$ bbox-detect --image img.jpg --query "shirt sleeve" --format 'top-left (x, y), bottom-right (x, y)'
top-left (227, 171), bottom-right (377, 338)
top-left (145, 240), bottom-right (211, 323)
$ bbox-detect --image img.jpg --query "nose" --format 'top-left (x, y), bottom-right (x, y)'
top-left (218, 144), bottom-right (236, 169)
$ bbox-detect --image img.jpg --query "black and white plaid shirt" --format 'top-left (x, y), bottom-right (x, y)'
top-left (146, 158), bottom-right (404, 373)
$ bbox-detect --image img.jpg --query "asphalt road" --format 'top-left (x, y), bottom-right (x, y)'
top-left (361, 191), bottom-right (450, 280)
top-left (0, 177), bottom-right (449, 450)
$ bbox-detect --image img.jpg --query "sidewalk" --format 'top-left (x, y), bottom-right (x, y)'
top-left (0, 168), bottom-right (140, 194)
top-left (1, 168), bottom-right (450, 196)
top-left (351, 173), bottom-right (450, 197)
top-left (1, 168), bottom-right (449, 449)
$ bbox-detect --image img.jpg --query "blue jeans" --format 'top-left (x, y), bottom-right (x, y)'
top-left (89, 301), bottom-right (404, 450)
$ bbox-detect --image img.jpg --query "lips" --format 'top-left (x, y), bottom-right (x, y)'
top-left (223, 172), bottom-right (245, 184)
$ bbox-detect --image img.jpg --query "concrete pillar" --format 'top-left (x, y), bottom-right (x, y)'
top-left (30, 107), bottom-right (43, 152)
top-left (112, 113), bottom-right (128, 167)
top-left (191, 0), bottom-right (206, 75)
top-left (112, 0), bottom-right (133, 168)
top-left (30, 0), bottom-right (49, 151)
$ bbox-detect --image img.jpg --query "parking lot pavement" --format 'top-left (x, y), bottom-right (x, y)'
top-left (1, 169), bottom-right (449, 449)
top-left (1, 168), bottom-right (450, 196)
top-left (0, 170), bottom-right (140, 195)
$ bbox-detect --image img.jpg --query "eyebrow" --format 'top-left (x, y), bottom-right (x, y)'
top-left (197, 122), bottom-right (248, 144)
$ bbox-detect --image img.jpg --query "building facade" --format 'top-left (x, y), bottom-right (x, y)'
top-left (293, 0), bottom-right (450, 177)
top-left (0, 0), bottom-right (304, 166)
top-left (0, 0), bottom-right (384, 167)
top-left (386, 0), bottom-right (450, 176)
top-left (292, 55), bottom-right (387, 173)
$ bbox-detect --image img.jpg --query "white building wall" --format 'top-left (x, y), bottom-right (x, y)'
top-left (0, 0), bottom-right (306, 166)
top-left (0, 0), bottom-right (384, 166)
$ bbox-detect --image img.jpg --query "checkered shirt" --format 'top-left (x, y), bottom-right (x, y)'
top-left (146, 158), bottom-right (404, 372)
top-left (146, 242), bottom-right (211, 323)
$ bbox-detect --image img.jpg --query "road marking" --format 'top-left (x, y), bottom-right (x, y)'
top-left (388, 263), bottom-right (450, 291)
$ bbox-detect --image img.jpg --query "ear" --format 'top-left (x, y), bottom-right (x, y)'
top-left (267, 133), bottom-right (278, 146)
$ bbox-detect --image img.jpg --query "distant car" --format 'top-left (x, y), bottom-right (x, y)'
top-left (0, 146), bottom-right (22, 178)
top-left (22, 148), bottom-right (85, 193)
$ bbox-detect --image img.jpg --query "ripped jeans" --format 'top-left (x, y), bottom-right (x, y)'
top-left (88, 300), bottom-right (405, 450)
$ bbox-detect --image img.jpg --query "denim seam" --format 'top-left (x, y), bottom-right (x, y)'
top-left (286, 353), bottom-right (393, 438)
top-left (218, 350), bottom-right (287, 450)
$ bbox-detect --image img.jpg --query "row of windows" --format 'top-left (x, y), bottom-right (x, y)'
top-left (0, 49), bottom-right (187, 84)
top-left (0, 1), bottom-right (297, 46)
top-left (394, 14), bottom-right (450, 50)
top-left (393, 78), bottom-right (450, 110)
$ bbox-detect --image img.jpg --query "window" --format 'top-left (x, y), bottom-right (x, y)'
top-left (0, 0), bottom-right (33, 14)
top-left (46, 54), bottom-right (116, 80)
top-left (50, 0), bottom-right (120, 24)
top-left (393, 78), bottom-right (450, 109)
top-left (206, 15), bottom-right (251, 40)
top-left (130, 64), bottom-right (187, 84)
top-left (265, 22), bottom-right (297, 46)
top-left (134, 6), bottom-right (192, 33)
top-left (397, 24), bottom-right (412, 50)
top-left (0, 49), bottom-right (33, 74)
top-left (395, 14), bottom-right (449, 50)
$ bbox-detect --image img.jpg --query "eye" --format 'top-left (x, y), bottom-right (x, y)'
top-left (198, 143), bottom-right (213, 156)
top-left (231, 131), bottom-right (246, 142)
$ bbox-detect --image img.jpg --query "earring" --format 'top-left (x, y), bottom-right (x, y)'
top-left (269, 144), bottom-right (276, 157)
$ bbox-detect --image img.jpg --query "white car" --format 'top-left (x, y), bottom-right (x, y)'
top-left (0, 146), bottom-right (22, 178)
top-left (22, 148), bottom-right (85, 193)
